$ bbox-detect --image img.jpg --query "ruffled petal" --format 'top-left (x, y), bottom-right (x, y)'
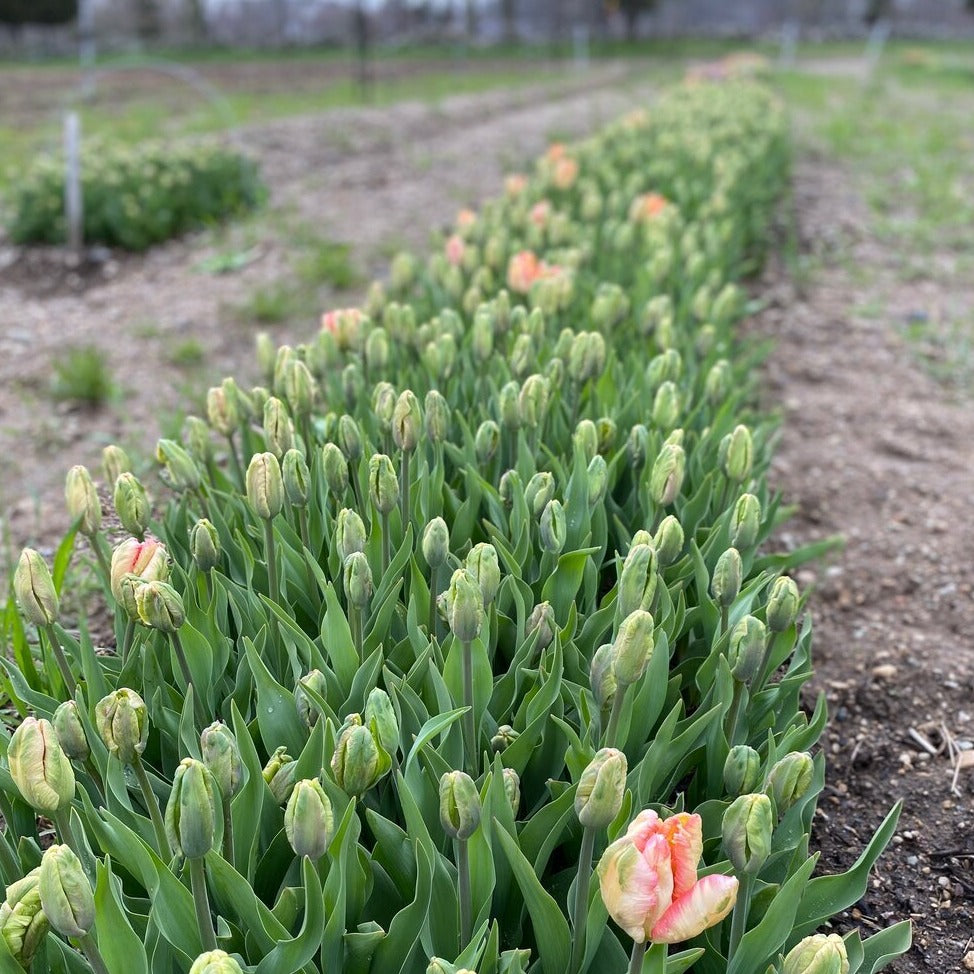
top-left (598, 834), bottom-right (674, 943)
top-left (625, 808), bottom-right (662, 851)
top-left (663, 812), bottom-right (703, 898)
top-left (650, 874), bottom-right (739, 945)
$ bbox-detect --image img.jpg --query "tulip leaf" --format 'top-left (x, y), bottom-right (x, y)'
top-left (858, 921), bottom-right (913, 974)
top-left (254, 857), bottom-right (325, 974)
top-left (542, 547), bottom-right (599, 624)
top-left (321, 582), bottom-right (359, 695)
top-left (93, 859), bottom-right (149, 974)
top-left (404, 708), bottom-right (467, 774)
top-left (241, 634), bottom-right (306, 757)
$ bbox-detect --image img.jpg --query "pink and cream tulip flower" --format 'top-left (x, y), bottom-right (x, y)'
top-left (597, 809), bottom-right (738, 945)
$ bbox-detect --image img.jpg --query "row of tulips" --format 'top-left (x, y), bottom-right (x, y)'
top-left (1, 79), bottom-right (909, 974)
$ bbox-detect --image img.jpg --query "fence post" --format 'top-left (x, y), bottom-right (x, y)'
top-left (64, 112), bottom-right (83, 258)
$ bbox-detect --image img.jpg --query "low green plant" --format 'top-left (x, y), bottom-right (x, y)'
top-left (239, 283), bottom-right (302, 324)
top-left (49, 345), bottom-right (117, 408)
top-left (296, 239), bottom-right (362, 291)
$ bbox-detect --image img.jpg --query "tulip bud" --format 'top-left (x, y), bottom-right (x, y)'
top-left (711, 548), bottom-right (742, 609)
top-left (166, 758), bottom-right (218, 859)
top-left (285, 360), bottom-right (317, 421)
top-left (722, 425), bottom-right (753, 484)
top-left (612, 610), bottom-right (655, 687)
top-left (446, 568), bottom-right (484, 644)
top-left (617, 543), bottom-right (659, 619)
top-left (475, 420), bottom-right (500, 464)
top-left (525, 472), bottom-right (555, 518)
top-left (649, 443), bottom-right (685, 507)
top-left (14, 548), bottom-right (59, 628)
top-left (322, 442), bottom-right (349, 497)
top-left (262, 746), bottom-right (297, 803)
top-left (472, 310), bottom-right (494, 362)
top-left (510, 333), bottom-right (534, 377)
top-left (365, 688), bottom-right (400, 757)
top-left (422, 517), bottom-right (450, 569)
top-left (262, 397), bottom-right (294, 459)
top-left (568, 331), bottom-right (606, 384)
top-left (630, 530), bottom-right (653, 547)
top-left (526, 601), bottom-right (556, 650)
top-left (371, 381), bottom-right (397, 434)
top-left (8, 718), bottom-right (75, 814)
top-left (393, 390), bottom-right (422, 453)
top-left (722, 793), bottom-right (773, 875)
top-left (282, 449), bottom-right (310, 507)
top-left (467, 543), bottom-right (501, 606)
top-left (546, 356), bottom-right (565, 390)
top-left (501, 767), bottom-right (521, 817)
top-left (730, 493), bottom-right (761, 550)
top-left (595, 417), bottom-right (617, 455)
top-left (65, 465), bottom-right (101, 536)
top-left (368, 454), bottom-right (398, 515)
top-left (498, 469), bottom-right (521, 508)
top-left (780, 934), bottom-right (850, 974)
top-left (518, 374), bottom-right (548, 428)
top-left (38, 845), bottom-right (93, 939)
top-left (364, 326), bottom-right (390, 373)
top-left (728, 615), bottom-right (767, 685)
top-left (343, 552), bottom-right (373, 610)
top-left (590, 643), bottom-right (617, 711)
top-left (190, 518), bottom-right (221, 573)
top-left (156, 439), bottom-right (201, 492)
top-left (653, 515), bottom-right (684, 567)
top-left (109, 538), bottom-right (169, 608)
top-left (651, 381), bottom-right (681, 430)
top-left (135, 579), bottom-right (184, 633)
top-left (338, 415), bottom-right (362, 462)
top-left (285, 778), bottom-right (335, 860)
top-left (113, 472), bottom-right (150, 538)
top-left (331, 724), bottom-right (388, 796)
top-left (575, 748), bottom-right (627, 829)
top-left (183, 416), bottom-right (213, 466)
top-left (52, 701), bottom-right (89, 762)
top-left (439, 770), bottom-right (481, 840)
top-left (767, 576), bottom-right (800, 633)
top-left (626, 423), bottom-right (649, 467)
top-left (705, 360), bottom-right (732, 405)
top-left (723, 745), bottom-right (762, 797)
top-left (424, 389), bottom-right (451, 444)
top-left (0, 868), bottom-right (49, 968)
top-left (290, 670), bottom-right (328, 729)
top-left (587, 455), bottom-right (609, 507)
top-left (272, 345), bottom-right (294, 396)
top-left (95, 688), bottom-right (148, 764)
top-left (765, 752), bottom-right (814, 816)
top-left (255, 331), bottom-right (277, 382)
top-left (491, 725), bottom-right (520, 752)
top-left (102, 444), bottom-right (131, 485)
top-left (246, 452), bottom-right (284, 521)
top-left (333, 509), bottom-right (365, 563)
top-left (646, 348), bottom-right (682, 387)
top-left (200, 722), bottom-right (243, 799)
top-left (189, 951), bottom-right (246, 974)
top-left (539, 499), bottom-right (566, 554)
top-left (498, 381), bottom-right (521, 430)
top-left (572, 420), bottom-right (597, 464)
top-left (206, 383), bottom-right (239, 437)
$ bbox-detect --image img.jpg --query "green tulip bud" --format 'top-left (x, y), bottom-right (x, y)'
top-left (501, 767), bottom-right (521, 817)
top-left (590, 643), bottom-right (617, 711)
top-left (526, 600), bottom-right (555, 650)
top-left (617, 543), bottom-right (659, 619)
top-left (475, 420), bottom-right (500, 464)
top-left (439, 770), bottom-right (481, 840)
top-left (446, 568), bottom-right (485, 644)
top-left (183, 415), bottom-right (213, 465)
top-left (95, 688), bottom-right (148, 764)
top-left (595, 417), bottom-right (617, 455)
top-left (262, 746), bottom-right (297, 803)
top-left (64, 465), bottom-right (101, 536)
top-left (653, 515), bottom-right (684, 567)
top-left (518, 374), bottom-right (548, 428)
top-left (393, 390), bottom-right (422, 453)
top-left (711, 548), bottom-right (742, 608)
top-left (491, 725), bottom-right (520, 752)
top-left (587, 455), bottom-right (608, 507)
top-left (112, 472), bottom-right (150, 538)
top-left (424, 389), bottom-right (451, 443)
top-left (200, 722), bottom-right (243, 799)
top-left (612, 609), bottom-right (655, 686)
top-left (246, 452), bottom-right (284, 521)
top-left (711, 282), bottom-right (740, 326)
top-left (472, 310), bottom-right (494, 362)
top-left (721, 793), bottom-right (773, 875)
top-left (285, 778), bottom-right (335, 860)
top-left (8, 718), bottom-right (75, 814)
top-left (189, 950), bottom-right (247, 974)
top-left (135, 579), bottom-right (184, 633)
top-left (466, 542), bottom-right (500, 606)
top-left (498, 381), bottom-right (521, 430)
top-left (574, 420), bottom-right (599, 463)
top-left (649, 443), bottom-right (685, 507)
top-left (575, 747), bottom-right (627, 829)
top-left (539, 499), bottom-right (566, 554)
top-left (422, 517), bottom-right (450, 569)
top-left (365, 326), bottom-right (390, 373)
top-left (728, 615), bottom-right (767, 684)
top-left (510, 333), bottom-right (534, 377)
top-left (262, 397), bottom-right (294, 459)
top-left (651, 381), bottom-right (681, 430)
top-left (335, 508), bottom-right (367, 562)
top-left (368, 453), bottom-right (398, 515)
top-left (371, 381), bottom-right (397, 433)
top-left (568, 331), bottom-right (606, 384)
top-left (343, 552), bottom-right (373, 610)
top-left (110, 538), bottom-right (169, 610)
top-left (206, 382), bottom-right (239, 437)
top-left (0, 868), bottom-right (49, 968)
top-left (14, 548), bottom-right (59, 628)
top-left (322, 442), bottom-right (349, 497)
top-left (705, 360), bottom-right (732, 405)
top-left (282, 449), bottom-right (310, 507)
top-left (102, 444), bottom-right (131, 486)
top-left (52, 701), bottom-right (89, 762)
top-left (498, 469), bottom-right (521, 508)
top-left (767, 576), bottom-right (800, 633)
top-left (780, 934), bottom-right (850, 974)
top-left (190, 518), bottom-right (221, 573)
top-left (331, 724), bottom-right (388, 796)
top-left (255, 331), bottom-right (277, 382)
top-left (646, 348), bottom-right (682, 387)
top-left (525, 472), bottom-right (555, 518)
top-left (38, 845), bottom-right (93, 939)
top-left (166, 758), bottom-right (218, 859)
top-left (723, 425), bottom-right (753, 483)
top-left (364, 688), bottom-right (400, 757)
top-left (272, 345), bottom-right (295, 396)
top-left (294, 670), bottom-right (329, 729)
top-left (765, 752), bottom-right (814, 816)
top-left (338, 415), bottom-right (362, 462)
top-left (730, 493), bottom-right (761, 549)
top-left (627, 423), bottom-right (650, 466)
top-left (723, 745), bottom-right (762, 797)
top-left (116, 574), bottom-right (143, 622)
top-left (284, 358), bottom-right (316, 420)
top-left (156, 439), bottom-right (201, 492)
top-left (553, 326), bottom-right (574, 360)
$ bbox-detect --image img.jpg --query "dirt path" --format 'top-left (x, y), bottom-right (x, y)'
top-left (758, 158), bottom-right (974, 972)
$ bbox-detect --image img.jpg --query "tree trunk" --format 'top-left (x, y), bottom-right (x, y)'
top-left (501, 0), bottom-right (517, 42)
top-left (625, 9), bottom-right (638, 41)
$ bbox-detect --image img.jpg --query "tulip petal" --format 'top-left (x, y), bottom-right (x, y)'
top-left (663, 812), bottom-right (703, 898)
top-left (625, 808), bottom-right (662, 851)
top-left (598, 834), bottom-right (674, 943)
top-left (651, 874), bottom-right (739, 945)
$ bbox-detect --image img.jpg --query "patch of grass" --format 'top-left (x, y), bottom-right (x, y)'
top-left (296, 239), bottom-right (363, 291)
top-left (50, 345), bottom-right (117, 408)
top-left (900, 312), bottom-right (974, 392)
top-left (239, 283), bottom-right (303, 324)
top-left (167, 339), bottom-right (206, 369)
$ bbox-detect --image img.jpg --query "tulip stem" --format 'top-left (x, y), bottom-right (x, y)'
top-left (428, 564), bottom-right (439, 638)
top-left (569, 825), bottom-right (597, 974)
top-left (222, 799), bottom-right (235, 869)
top-left (603, 686), bottom-right (626, 751)
top-left (262, 517), bottom-right (281, 650)
top-left (43, 624), bottom-right (77, 698)
top-left (728, 872), bottom-right (754, 959)
top-left (170, 632), bottom-right (205, 727)
top-left (79, 932), bottom-right (111, 974)
top-left (725, 682), bottom-right (745, 747)
top-left (227, 434), bottom-right (245, 490)
top-left (131, 753), bottom-right (171, 858)
top-left (120, 618), bottom-right (136, 663)
top-left (461, 639), bottom-right (476, 773)
top-left (350, 606), bottom-right (363, 663)
top-left (456, 836), bottom-right (472, 952)
top-left (189, 856), bottom-right (218, 952)
top-left (628, 940), bottom-right (646, 974)
top-left (720, 605), bottom-right (729, 637)
top-left (297, 508), bottom-right (320, 611)
top-left (381, 512), bottom-right (391, 579)
top-left (89, 534), bottom-right (113, 591)
top-left (400, 450), bottom-right (411, 525)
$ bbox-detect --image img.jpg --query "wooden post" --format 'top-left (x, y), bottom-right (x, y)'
top-left (64, 112), bottom-right (83, 258)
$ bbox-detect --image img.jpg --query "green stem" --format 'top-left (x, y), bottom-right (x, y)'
top-left (381, 512), bottom-right (391, 579)
top-left (720, 604), bottom-right (729, 638)
top-left (569, 826), bottom-right (597, 974)
top-left (0, 832), bottom-right (20, 884)
top-left (603, 686), bottom-right (627, 750)
top-left (351, 606), bottom-right (363, 663)
top-left (170, 632), bottom-right (205, 727)
top-left (400, 450), bottom-right (411, 525)
top-left (456, 837), bottom-right (472, 952)
top-left (728, 872), bottom-right (754, 959)
top-left (82, 756), bottom-right (106, 804)
top-left (755, 632), bottom-right (779, 690)
top-left (725, 682), bottom-right (745, 747)
top-left (262, 517), bottom-right (281, 650)
top-left (461, 639), bottom-right (476, 773)
top-left (298, 508), bottom-right (320, 612)
top-left (222, 798), bottom-right (235, 869)
top-left (52, 808), bottom-right (95, 880)
top-left (79, 933), bottom-right (111, 974)
top-left (628, 939), bottom-right (647, 974)
top-left (131, 753), bottom-right (171, 858)
top-left (227, 433), bottom-right (245, 490)
top-left (89, 533), bottom-right (113, 590)
top-left (428, 564), bottom-right (439, 637)
top-left (43, 624), bottom-right (76, 698)
top-left (189, 856), bottom-right (218, 952)
top-left (120, 618), bottom-right (136, 663)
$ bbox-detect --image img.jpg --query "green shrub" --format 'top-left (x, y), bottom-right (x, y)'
top-left (49, 344), bottom-right (117, 407)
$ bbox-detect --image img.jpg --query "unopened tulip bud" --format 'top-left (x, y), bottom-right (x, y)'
top-left (446, 568), bottom-right (484, 644)
top-left (285, 359), bottom-right (317, 420)
top-left (595, 417), bottom-right (617, 455)
top-left (766, 752), bottom-right (814, 816)
top-left (246, 452), bottom-right (284, 521)
top-left (332, 724), bottom-right (387, 796)
top-left (65, 465), bottom-right (101, 536)
top-left (190, 518), bottom-right (221, 573)
top-left (525, 472), bottom-right (555, 517)
top-left (502, 768), bottom-right (521, 817)
top-left (52, 701), bottom-right (89, 762)
top-left (285, 778), bottom-right (335, 859)
top-left (293, 670), bottom-right (329, 729)
top-left (8, 718), bottom-right (75, 814)
top-left (206, 384), bottom-right (237, 437)
top-left (255, 331), bottom-right (277, 383)
top-left (102, 444), bottom-right (131, 485)
top-left (711, 548), bottom-right (742, 609)
top-left (439, 770), bottom-right (481, 840)
top-left (653, 515), bottom-right (684, 567)
top-left (472, 311), bottom-right (494, 362)
top-left (0, 868), bottom-right (49, 968)
top-left (272, 345), bottom-right (295, 396)
top-left (95, 688), bottom-right (148, 764)
top-left (518, 374), bottom-right (548, 428)
top-left (767, 576), bottom-right (800, 633)
top-left (627, 424), bottom-right (649, 466)
top-left (365, 326), bottom-right (390, 373)
top-left (730, 493), bottom-right (761, 550)
top-left (424, 389), bottom-right (450, 443)
top-left (335, 508), bottom-right (367, 562)
top-left (322, 443), bottom-right (349, 497)
top-left (705, 360), bottom-right (732, 405)
top-left (575, 748), bottom-right (627, 829)
top-left (723, 425), bottom-right (753, 484)
top-left (573, 419), bottom-right (598, 463)
top-left (338, 415), bottom-right (362, 461)
top-left (618, 543), bottom-right (659, 619)
top-left (652, 381), bottom-right (681, 430)
top-left (135, 579), bottom-right (184, 633)
top-left (14, 548), bottom-right (58, 627)
top-left (393, 390), bottom-right (422, 453)
top-left (368, 453), bottom-right (398, 515)
top-left (200, 722), bottom-right (243, 799)
top-left (156, 439), bottom-right (201, 492)
top-left (491, 724), bottom-right (520, 752)
top-left (590, 643), bottom-right (617, 711)
top-left (781, 933), bottom-right (850, 974)
top-left (723, 745), bottom-right (762, 797)
top-left (526, 601), bottom-right (555, 650)
top-left (110, 538), bottom-right (169, 605)
top-left (365, 688), bottom-right (400, 757)
top-left (722, 793), bottom-right (773, 875)
top-left (646, 349), bottom-right (682, 387)
top-left (422, 517), bottom-right (450, 568)
top-left (261, 746), bottom-right (297, 803)
top-left (467, 543), bottom-right (500, 606)
top-left (587, 455), bottom-right (608, 506)
top-left (249, 385), bottom-right (270, 416)
top-left (262, 397), bottom-right (294, 459)
top-left (190, 951), bottom-right (246, 974)
top-left (546, 355), bottom-right (565, 390)
top-left (612, 610), bottom-right (655, 686)
top-left (728, 615), bottom-right (766, 685)
top-left (113, 472), bottom-right (150, 538)
top-left (372, 381), bottom-right (397, 433)
top-left (475, 420), bottom-right (500, 464)
top-left (183, 415), bottom-right (213, 465)
top-left (282, 449), bottom-right (310, 507)
top-left (343, 552), bottom-right (373, 609)
top-left (540, 499), bottom-right (566, 554)
top-left (38, 845), bottom-right (93, 939)
top-left (498, 381), bottom-right (521, 430)
top-left (166, 758), bottom-right (218, 859)
top-left (649, 443), bottom-right (685, 507)
top-left (498, 469), bottom-right (521, 508)
top-left (510, 333), bottom-right (534, 377)
top-left (568, 331), bottom-right (606, 384)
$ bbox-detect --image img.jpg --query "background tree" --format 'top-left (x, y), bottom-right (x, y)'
top-left (0, 0), bottom-right (77, 27)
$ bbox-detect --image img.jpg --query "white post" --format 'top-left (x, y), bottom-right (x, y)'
top-left (64, 112), bottom-right (83, 257)
top-left (779, 20), bottom-right (799, 69)
top-left (865, 19), bottom-right (891, 77)
top-left (572, 25), bottom-right (589, 71)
